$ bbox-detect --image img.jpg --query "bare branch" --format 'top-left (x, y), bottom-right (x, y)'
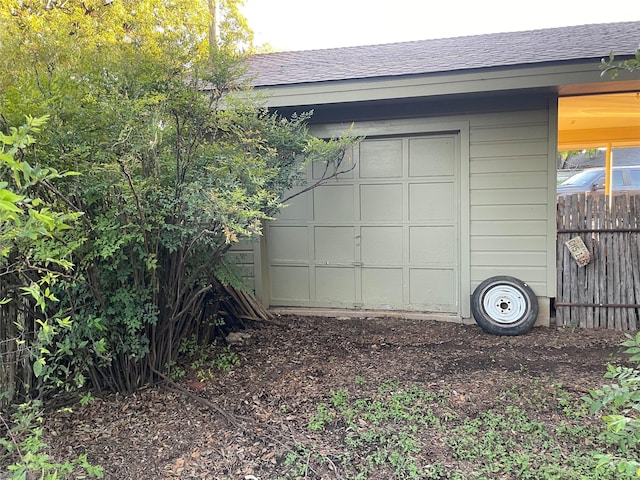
top-left (281, 154), bottom-right (357, 204)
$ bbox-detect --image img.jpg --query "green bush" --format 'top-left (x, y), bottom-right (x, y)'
top-left (1, 1), bottom-right (358, 399)
top-left (585, 332), bottom-right (640, 477)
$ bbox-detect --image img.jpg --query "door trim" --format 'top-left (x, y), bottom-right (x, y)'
top-left (257, 118), bottom-right (471, 318)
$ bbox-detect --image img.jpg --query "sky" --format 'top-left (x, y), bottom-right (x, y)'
top-left (240, 0), bottom-right (639, 52)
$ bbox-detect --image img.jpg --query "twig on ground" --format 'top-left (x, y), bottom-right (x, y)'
top-left (304, 450), bottom-right (311, 479)
top-left (0, 411), bottom-right (25, 466)
top-left (326, 456), bottom-right (343, 480)
top-left (150, 367), bottom-right (243, 428)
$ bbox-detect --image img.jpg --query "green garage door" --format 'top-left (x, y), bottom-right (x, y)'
top-left (265, 133), bottom-right (460, 313)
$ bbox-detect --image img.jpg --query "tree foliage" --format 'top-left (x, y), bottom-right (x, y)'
top-left (0, 0), bottom-right (358, 397)
top-left (0, 115), bottom-right (83, 405)
top-left (601, 48), bottom-right (640, 78)
top-left (557, 149), bottom-right (601, 170)
top-left (0, 115), bottom-right (79, 267)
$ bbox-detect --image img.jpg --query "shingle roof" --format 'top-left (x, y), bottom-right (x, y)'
top-left (247, 21), bottom-right (640, 87)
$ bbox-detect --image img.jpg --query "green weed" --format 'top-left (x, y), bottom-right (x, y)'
top-left (1, 400), bottom-right (103, 479)
top-left (585, 332), bottom-right (640, 477)
top-left (292, 380), bottom-right (618, 479)
top-left (308, 403), bottom-right (334, 431)
top-left (177, 335), bottom-right (240, 381)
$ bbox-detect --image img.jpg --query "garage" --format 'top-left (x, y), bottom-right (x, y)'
top-left (265, 131), bottom-right (461, 313)
top-left (243, 22), bottom-right (639, 326)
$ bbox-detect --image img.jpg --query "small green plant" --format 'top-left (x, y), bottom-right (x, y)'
top-left (555, 383), bottom-right (589, 419)
top-left (79, 391), bottom-right (95, 407)
top-left (303, 383), bottom-right (450, 478)
top-left (279, 444), bottom-right (319, 478)
top-left (1, 400), bottom-right (103, 479)
top-left (308, 403), bottom-right (334, 431)
top-left (331, 388), bottom-right (349, 409)
top-left (214, 345), bottom-right (240, 372)
top-left (585, 332), bottom-right (640, 477)
top-left (165, 360), bottom-right (186, 380)
top-left (178, 335), bottom-right (200, 358)
top-left (177, 336), bottom-right (240, 382)
top-left (294, 380), bottom-right (611, 479)
top-left (282, 449), bottom-right (304, 475)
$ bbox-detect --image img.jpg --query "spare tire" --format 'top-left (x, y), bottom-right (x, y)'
top-left (471, 275), bottom-right (538, 336)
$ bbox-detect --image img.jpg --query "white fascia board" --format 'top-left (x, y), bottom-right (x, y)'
top-left (255, 62), bottom-right (640, 108)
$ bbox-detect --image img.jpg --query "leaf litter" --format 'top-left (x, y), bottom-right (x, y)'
top-left (41, 315), bottom-right (628, 479)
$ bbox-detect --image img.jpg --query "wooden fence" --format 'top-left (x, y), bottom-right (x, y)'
top-left (556, 193), bottom-right (640, 330)
top-left (0, 300), bottom-right (32, 409)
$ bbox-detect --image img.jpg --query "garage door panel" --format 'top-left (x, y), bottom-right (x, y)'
top-left (268, 226), bottom-right (309, 262)
top-left (409, 137), bottom-right (455, 177)
top-left (410, 226), bottom-right (455, 264)
top-left (360, 184), bottom-right (403, 221)
top-left (360, 139), bottom-right (403, 178)
top-left (277, 189), bottom-right (311, 220)
top-left (409, 268), bottom-right (456, 308)
top-left (270, 266), bottom-right (310, 302)
top-left (267, 132), bottom-right (460, 314)
top-left (315, 227), bottom-right (355, 263)
top-left (362, 268), bottom-right (403, 307)
top-left (361, 226), bottom-right (403, 264)
top-left (314, 185), bottom-right (354, 221)
top-left (313, 147), bottom-right (356, 179)
top-left (409, 183), bottom-right (455, 221)
top-left (316, 267), bottom-right (355, 304)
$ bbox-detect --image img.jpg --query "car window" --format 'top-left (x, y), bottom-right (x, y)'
top-left (561, 170), bottom-right (603, 186)
top-left (629, 170), bottom-right (640, 187)
top-left (612, 171), bottom-right (624, 188)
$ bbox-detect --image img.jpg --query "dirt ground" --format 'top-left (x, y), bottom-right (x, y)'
top-left (40, 314), bottom-right (630, 479)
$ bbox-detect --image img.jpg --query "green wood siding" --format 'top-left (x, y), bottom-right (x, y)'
top-left (467, 105), bottom-right (552, 297)
top-left (252, 94), bottom-right (556, 318)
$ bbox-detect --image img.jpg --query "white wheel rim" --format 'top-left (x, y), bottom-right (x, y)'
top-left (482, 285), bottom-right (527, 325)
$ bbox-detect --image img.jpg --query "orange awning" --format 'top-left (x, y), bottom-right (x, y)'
top-left (558, 92), bottom-right (640, 150)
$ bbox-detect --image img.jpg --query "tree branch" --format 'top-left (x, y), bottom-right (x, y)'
top-left (280, 162), bottom-right (356, 204)
top-left (150, 366), bottom-right (243, 428)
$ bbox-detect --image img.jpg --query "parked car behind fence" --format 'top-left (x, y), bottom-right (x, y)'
top-left (556, 166), bottom-right (640, 197)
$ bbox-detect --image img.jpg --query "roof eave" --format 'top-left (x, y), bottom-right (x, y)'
top-left (252, 60), bottom-right (640, 108)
